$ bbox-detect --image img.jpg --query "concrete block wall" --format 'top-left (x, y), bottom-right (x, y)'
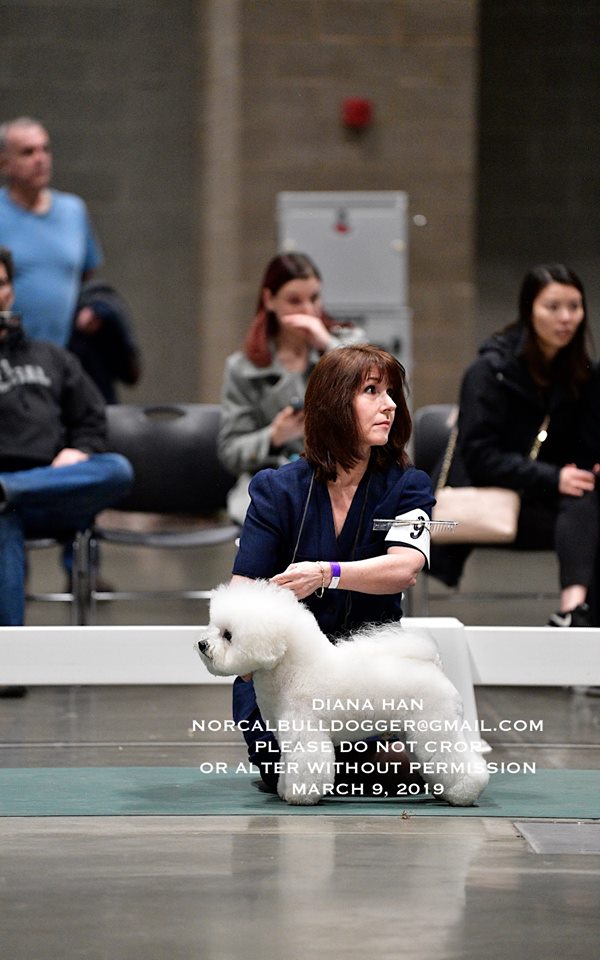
top-left (3, 2), bottom-right (597, 410)
top-left (477, 0), bottom-right (600, 349)
top-left (201, 0), bottom-right (479, 408)
top-left (1, 0), bottom-right (199, 403)
top-left (1, 0), bottom-right (478, 407)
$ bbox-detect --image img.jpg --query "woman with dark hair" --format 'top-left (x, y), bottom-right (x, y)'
top-left (230, 344), bottom-right (435, 791)
top-left (430, 263), bottom-right (599, 627)
top-left (218, 252), bottom-right (365, 522)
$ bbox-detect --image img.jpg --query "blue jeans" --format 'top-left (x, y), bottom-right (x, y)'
top-left (0, 454), bottom-right (133, 625)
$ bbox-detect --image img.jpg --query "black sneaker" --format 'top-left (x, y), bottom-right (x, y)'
top-left (548, 602), bottom-right (592, 628)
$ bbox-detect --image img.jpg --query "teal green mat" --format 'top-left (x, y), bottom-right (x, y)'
top-left (1, 768), bottom-right (599, 818)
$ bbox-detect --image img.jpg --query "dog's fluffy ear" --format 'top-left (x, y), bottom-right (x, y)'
top-left (208, 579), bottom-right (291, 672)
top-left (242, 629), bottom-right (287, 670)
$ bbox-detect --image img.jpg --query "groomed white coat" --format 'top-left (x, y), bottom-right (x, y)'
top-left (195, 579), bottom-right (489, 806)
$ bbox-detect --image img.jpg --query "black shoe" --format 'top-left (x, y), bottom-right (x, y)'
top-left (0, 686), bottom-right (28, 698)
top-left (548, 602), bottom-right (592, 628)
top-left (252, 778), bottom-right (278, 795)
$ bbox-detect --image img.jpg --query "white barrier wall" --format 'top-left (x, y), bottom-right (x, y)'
top-left (3, 619), bottom-right (469, 684)
top-left (3, 620), bottom-right (600, 739)
top-left (3, 620), bottom-right (600, 686)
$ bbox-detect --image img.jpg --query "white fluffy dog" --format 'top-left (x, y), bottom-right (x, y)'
top-left (195, 579), bottom-right (489, 806)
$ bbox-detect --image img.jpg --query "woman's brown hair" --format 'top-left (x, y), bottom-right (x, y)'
top-left (304, 345), bottom-right (411, 481)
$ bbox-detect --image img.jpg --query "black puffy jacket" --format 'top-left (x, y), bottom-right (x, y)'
top-left (449, 325), bottom-right (584, 500)
top-left (429, 325), bottom-right (590, 587)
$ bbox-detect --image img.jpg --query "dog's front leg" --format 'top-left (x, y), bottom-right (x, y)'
top-left (277, 728), bottom-right (336, 806)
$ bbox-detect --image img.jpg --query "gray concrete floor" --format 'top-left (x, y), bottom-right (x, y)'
top-left (2, 544), bottom-right (600, 959)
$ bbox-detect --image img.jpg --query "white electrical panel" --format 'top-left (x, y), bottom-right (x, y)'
top-left (277, 191), bottom-right (411, 374)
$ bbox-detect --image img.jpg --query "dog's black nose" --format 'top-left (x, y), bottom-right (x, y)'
top-left (197, 640), bottom-right (208, 654)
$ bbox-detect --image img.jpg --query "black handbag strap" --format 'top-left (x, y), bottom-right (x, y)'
top-left (437, 426), bottom-right (458, 489)
top-left (438, 414), bottom-right (551, 488)
top-left (528, 415), bottom-right (550, 461)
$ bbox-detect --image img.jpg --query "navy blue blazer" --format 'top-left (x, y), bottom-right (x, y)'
top-left (233, 457), bottom-right (434, 637)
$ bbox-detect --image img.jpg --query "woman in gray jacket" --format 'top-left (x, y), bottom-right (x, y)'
top-left (218, 253), bottom-right (365, 522)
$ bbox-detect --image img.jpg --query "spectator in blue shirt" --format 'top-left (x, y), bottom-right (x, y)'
top-left (0, 116), bottom-right (102, 346)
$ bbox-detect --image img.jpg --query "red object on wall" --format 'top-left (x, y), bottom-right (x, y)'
top-left (341, 97), bottom-right (373, 130)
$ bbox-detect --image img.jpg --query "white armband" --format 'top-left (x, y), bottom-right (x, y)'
top-left (384, 508), bottom-right (431, 566)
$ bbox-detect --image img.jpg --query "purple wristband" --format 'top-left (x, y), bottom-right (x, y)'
top-left (328, 561), bottom-right (341, 590)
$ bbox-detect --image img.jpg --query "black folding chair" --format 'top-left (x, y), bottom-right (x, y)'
top-left (87, 403), bottom-right (240, 618)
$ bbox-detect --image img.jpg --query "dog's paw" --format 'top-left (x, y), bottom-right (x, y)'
top-left (279, 787), bottom-right (323, 806)
top-left (277, 775), bottom-right (331, 806)
top-left (443, 767), bottom-right (490, 806)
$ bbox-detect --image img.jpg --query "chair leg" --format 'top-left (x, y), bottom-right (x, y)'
top-left (87, 534), bottom-right (100, 624)
top-left (71, 529), bottom-right (92, 626)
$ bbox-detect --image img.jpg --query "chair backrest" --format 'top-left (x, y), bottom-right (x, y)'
top-left (105, 404), bottom-right (236, 515)
top-left (412, 403), bottom-right (457, 476)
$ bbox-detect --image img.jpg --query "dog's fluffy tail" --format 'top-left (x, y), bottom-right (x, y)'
top-left (338, 622), bottom-right (439, 663)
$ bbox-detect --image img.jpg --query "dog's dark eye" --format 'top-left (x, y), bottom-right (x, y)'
top-left (223, 630), bottom-right (232, 643)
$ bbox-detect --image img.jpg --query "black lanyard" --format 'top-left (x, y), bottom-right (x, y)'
top-left (292, 467), bottom-right (372, 634)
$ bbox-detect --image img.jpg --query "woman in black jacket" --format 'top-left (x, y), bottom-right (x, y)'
top-left (431, 264), bottom-right (598, 627)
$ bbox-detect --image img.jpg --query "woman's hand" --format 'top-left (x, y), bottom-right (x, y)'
top-left (270, 406), bottom-right (304, 449)
top-left (559, 463), bottom-right (596, 496)
top-left (75, 306), bottom-right (102, 335)
top-left (270, 561), bottom-right (329, 600)
top-left (51, 448), bottom-right (90, 468)
top-left (279, 313), bottom-right (333, 351)
top-left (270, 549), bottom-right (426, 600)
